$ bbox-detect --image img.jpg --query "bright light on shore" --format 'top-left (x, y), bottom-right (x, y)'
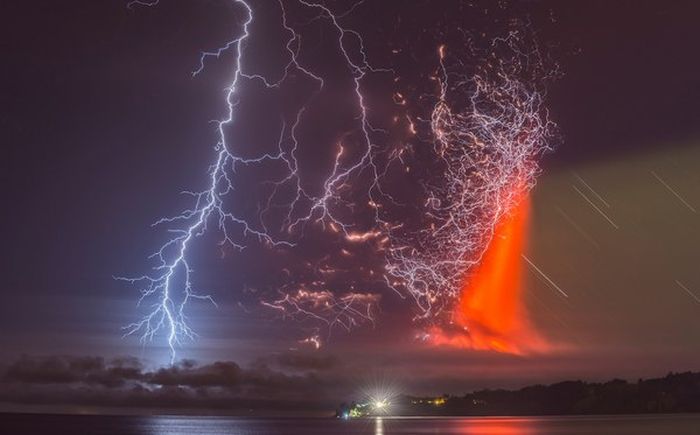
top-left (371, 398), bottom-right (390, 414)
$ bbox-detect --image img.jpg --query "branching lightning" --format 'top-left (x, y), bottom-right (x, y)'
top-left (384, 33), bottom-right (557, 323)
top-left (119, 0), bottom-right (288, 364)
top-left (121, 1), bottom-right (558, 361)
top-left (120, 0), bottom-right (386, 363)
top-left (262, 289), bottom-right (379, 333)
top-left (257, 0), bottom-right (391, 341)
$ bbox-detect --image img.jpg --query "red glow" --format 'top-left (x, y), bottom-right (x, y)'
top-left (428, 194), bottom-right (548, 354)
top-left (452, 417), bottom-right (539, 434)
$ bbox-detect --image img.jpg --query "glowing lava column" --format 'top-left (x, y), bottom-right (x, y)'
top-left (430, 193), bottom-right (548, 354)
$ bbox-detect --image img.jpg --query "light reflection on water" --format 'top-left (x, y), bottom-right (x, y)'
top-left (452, 417), bottom-right (537, 434)
top-left (2, 413), bottom-right (700, 435)
top-left (136, 414), bottom-right (700, 435)
top-left (375, 417), bottom-right (384, 435)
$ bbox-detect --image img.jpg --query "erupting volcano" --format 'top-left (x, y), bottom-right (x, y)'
top-left (429, 194), bottom-right (548, 354)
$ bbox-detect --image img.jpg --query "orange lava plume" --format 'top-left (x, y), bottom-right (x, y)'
top-left (428, 194), bottom-right (548, 354)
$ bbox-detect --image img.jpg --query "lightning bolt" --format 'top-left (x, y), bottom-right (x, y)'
top-left (284, 0), bottom-right (388, 234)
top-left (120, 1), bottom-right (557, 362)
top-left (120, 0), bottom-right (386, 363)
top-left (259, 0), bottom-right (391, 336)
top-left (118, 0), bottom-right (291, 365)
top-left (384, 31), bottom-right (557, 322)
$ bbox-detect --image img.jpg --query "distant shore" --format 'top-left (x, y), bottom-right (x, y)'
top-left (391, 371), bottom-right (700, 417)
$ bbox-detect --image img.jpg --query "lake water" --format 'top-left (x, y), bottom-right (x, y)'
top-left (1, 413), bottom-right (699, 434)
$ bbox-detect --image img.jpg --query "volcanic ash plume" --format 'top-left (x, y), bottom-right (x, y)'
top-left (427, 194), bottom-right (549, 354)
top-left (385, 32), bottom-right (557, 351)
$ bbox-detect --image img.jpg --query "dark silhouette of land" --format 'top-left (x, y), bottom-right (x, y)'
top-left (397, 372), bottom-right (700, 416)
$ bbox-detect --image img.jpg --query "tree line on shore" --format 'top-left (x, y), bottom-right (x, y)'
top-left (401, 371), bottom-right (700, 416)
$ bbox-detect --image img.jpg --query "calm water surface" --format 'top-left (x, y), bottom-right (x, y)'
top-left (1, 413), bottom-right (699, 435)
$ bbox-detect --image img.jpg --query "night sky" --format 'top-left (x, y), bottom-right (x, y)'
top-left (2, 0), bottom-right (700, 414)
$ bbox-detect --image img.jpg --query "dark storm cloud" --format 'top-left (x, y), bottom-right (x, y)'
top-left (147, 360), bottom-right (242, 388)
top-left (0, 355), bottom-right (347, 414)
top-left (3, 355), bottom-right (143, 388)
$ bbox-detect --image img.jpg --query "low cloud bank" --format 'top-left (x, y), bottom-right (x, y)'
top-left (0, 354), bottom-right (348, 415)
